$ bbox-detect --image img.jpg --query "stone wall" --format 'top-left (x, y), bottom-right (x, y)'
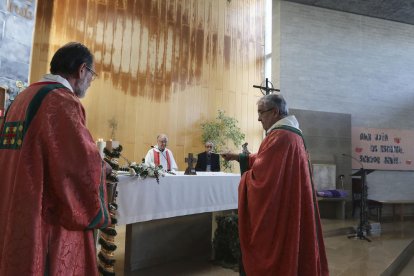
top-left (277, 1), bottom-right (414, 216)
top-left (0, 0), bottom-right (36, 106)
top-left (280, 1), bottom-right (414, 130)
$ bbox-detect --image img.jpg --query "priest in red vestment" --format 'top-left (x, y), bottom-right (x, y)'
top-left (222, 94), bottom-right (329, 276)
top-left (0, 42), bottom-right (111, 275)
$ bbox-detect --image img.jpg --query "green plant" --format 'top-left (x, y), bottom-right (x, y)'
top-left (201, 110), bottom-right (245, 171)
top-left (212, 213), bottom-right (240, 270)
top-left (108, 117), bottom-right (118, 140)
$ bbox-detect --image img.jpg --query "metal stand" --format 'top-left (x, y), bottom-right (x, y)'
top-left (348, 168), bottom-right (371, 242)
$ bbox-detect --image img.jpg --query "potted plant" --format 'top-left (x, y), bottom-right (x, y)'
top-left (200, 110), bottom-right (245, 171)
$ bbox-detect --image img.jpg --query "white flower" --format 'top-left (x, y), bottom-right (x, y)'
top-left (129, 167), bottom-right (136, 176)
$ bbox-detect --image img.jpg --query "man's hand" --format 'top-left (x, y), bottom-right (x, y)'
top-left (221, 153), bottom-right (240, 162)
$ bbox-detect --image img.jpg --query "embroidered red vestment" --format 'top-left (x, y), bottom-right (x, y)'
top-left (238, 127), bottom-right (329, 276)
top-left (0, 82), bottom-right (110, 275)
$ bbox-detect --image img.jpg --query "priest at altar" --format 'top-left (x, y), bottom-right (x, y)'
top-left (145, 133), bottom-right (178, 172)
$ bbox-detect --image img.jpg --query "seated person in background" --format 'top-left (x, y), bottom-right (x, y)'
top-left (195, 141), bottom-right (220, 172)
top-left (145, 134), bottom-right (178, 172)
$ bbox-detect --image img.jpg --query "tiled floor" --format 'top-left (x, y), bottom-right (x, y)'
top-left (400, 255), bottom-right (414, 276)
top-left (109, 219), bottom-right (414, 276)
top-left (325, 221), bottom-right (414, 275)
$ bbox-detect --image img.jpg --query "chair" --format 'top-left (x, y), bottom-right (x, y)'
top-left (352, 178), bottom-right (383, 222)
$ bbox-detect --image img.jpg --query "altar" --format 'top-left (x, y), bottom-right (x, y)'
top-left (117, 172), bottom-right (240, 272)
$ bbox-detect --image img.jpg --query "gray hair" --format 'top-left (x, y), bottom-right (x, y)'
top-left (258, 94), bottom-right (289, 116)
top-left (157, 134), bottom-right (168, 141)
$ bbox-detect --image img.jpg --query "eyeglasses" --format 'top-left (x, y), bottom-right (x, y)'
top-left (258, 108), bottom-right (274, 116)
top-left (85, 65), bottom-right (98, 81)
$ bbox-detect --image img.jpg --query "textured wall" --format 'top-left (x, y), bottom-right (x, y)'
top-left (281, 2), bottom-right (414, 129)
top-left (31, 0), bottom-right (265, 169)
top-left (291, 108), bottom-right (352, 188)
top-left (271, 0), bottom-right (280, 88)
top-left (279, 2), bottom-right (414, 205)
top-left (0, 0), bottom-right (36, 105)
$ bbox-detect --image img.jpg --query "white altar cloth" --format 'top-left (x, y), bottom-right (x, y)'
top-left (117, 171), bottom-right (240, 225)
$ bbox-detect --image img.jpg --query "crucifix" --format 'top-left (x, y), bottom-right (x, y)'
top-left (253, 78), bottom-right (280, 95)
top-left (242, 142), bottom-right (250, 154)
top-left (184, 153), bottom-right (197, 175)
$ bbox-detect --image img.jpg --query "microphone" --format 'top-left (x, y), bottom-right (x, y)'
top-left (342, 153), bottom-right (363, 169)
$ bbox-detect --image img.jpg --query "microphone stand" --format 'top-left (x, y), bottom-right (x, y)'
top-left (342, 154), bottom-right (371, 242)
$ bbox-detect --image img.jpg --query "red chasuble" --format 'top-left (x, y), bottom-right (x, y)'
top-left (238, 126), bottom-right (329, 276)
top-left (0, 82), bottom-right (110, 275)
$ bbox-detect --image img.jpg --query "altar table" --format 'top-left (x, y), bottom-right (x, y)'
top-left (116, 172), bottom-right (240, 271)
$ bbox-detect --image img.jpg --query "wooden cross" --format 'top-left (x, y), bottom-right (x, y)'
top-left (184, 153), bottom-right (197, 175)
top-left (253, 78), bottom-right (280, 95)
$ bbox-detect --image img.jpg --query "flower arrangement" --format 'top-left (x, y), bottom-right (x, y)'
top-left (103, 146), bottom-right (164, 183)
top-left (127, 162), bottom-right (165, 184)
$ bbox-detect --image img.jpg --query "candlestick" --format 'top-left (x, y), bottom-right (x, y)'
top-left (97, 138), bottom-right (106, 159)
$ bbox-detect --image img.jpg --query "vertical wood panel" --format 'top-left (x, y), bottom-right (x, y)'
top-left (31, 0), bottom-right (265, 170)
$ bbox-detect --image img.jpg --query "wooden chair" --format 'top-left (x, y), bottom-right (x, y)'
top-left (352, 178), bottom-right (383, 222)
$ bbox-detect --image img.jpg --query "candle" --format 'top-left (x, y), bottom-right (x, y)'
top-left (96, 138), bottom-right (106, 159)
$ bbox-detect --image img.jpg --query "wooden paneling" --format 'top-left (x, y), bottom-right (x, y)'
top-left (31, 0), bottom-right (265, 170)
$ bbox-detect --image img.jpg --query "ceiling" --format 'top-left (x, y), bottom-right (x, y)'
top-left (285, 0), bottom-right (414, 25)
